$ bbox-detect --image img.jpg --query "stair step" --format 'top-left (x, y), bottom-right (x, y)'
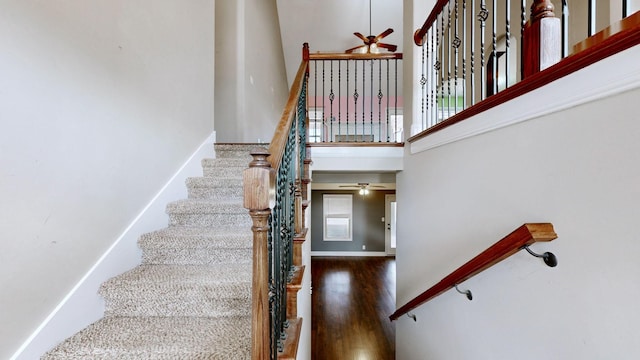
top-left (186, 177), bottom-right (243, 200)
top-left (200, 160), bottom-right (246, 178)
top-left (214, 143), bottom-right (266, 152)
top-left (166, 199), bottom-right (250, 227)
top-left (139, 226), bottom-right (252, 265)
top-left (42, 315), bottom-right (251, 359)
top-left (100, 264), bottom-right (251, 317)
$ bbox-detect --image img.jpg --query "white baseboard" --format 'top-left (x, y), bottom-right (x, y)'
top-left (311, 251), bottom-right (390, 257)
top-left (11, 132), bottom-right (216, 360)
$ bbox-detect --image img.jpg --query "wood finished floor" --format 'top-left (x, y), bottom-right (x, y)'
top-left (311, 256), bottom-right (396, 360)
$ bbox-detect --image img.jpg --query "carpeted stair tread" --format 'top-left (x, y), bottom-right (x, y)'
top-left (140, 226), bottom-right (251, 249)
top-left (139, 227), bottom-right (252, 265)
top-left (214, 143), bottom-right (265, 152)
top-left (41, 316), bottom-right (250, 359)
top-left (186, 177), bottom-right (243, 200)
top-left (201, 158), bottom-right (249, 168)
top-left (100, 264), bottom-right (250, 317)
top-left (166, 199), bottom-right (250, 227)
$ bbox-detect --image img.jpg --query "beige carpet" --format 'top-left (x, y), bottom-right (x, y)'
top-left (43, 144), bottom-right (256, 359)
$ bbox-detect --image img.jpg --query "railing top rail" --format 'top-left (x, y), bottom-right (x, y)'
top-left (413, 0), bottom-right (450, 46)
top-left (389, 223), bottom-right (558, 321)
top-left (308, 52), bottom-right (403, 61)
top-left (268, 59), bottom-right (308, 170)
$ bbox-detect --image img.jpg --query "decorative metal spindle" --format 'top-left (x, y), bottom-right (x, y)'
top-left (588, 0), bottom-right (596, 36)
top-left (623, 0), bottom-right (629, 18)
top-left (370, 60), bottom-right (374, 140)
top-left (362, 59), bottom-right (366, 141)
top-left (394, 58), bottom-right (398, 140)
top-left (329, 60), bottom-right (334, 142)
top-left (505, 0), bottom-right (511, 90)
top-left (521, 0), bottom-right (526, 80)
top-left (479, 0), bottom-right (488, 100)
top-left (462, 0), bottom-right (467, 111)
top-left (378, 59), bottom-right (383, 142)
top-left (386, 59), bottom-right (390, 141)
top-left (421, 35), bottom-right (426, 129)
top-left (431, 25), bottom-right (436, 126)
top-left (320, 60), bottom-right (326, 142)
top-left (492, 0), bottom-right (497, 96)
top-left (454, 0), bottom-right (459, 115)
top-left (345, 61), bottom-right (349, 140)
top-left (440, 12), bottom-right (445, 121)
top-left (338, 60), bottom-right (341, 142)
top-left (314, 60), bottom-right (318, 142)
top-left (447, 3), bottom-right (452, 118)
top-left (562, 0), bottom-right (569, 58)
top-left (471, 0), bottom-right (476, 105)
top-left (354, 61), bottom-right (358, 138)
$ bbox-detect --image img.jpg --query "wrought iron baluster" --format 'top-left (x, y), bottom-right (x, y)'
top-left (491, 0), bottom-right (497, 96)
top-left (439, 12), bottom-right (445, 121)
top-left (386, 59), bottom-right (390, 141)
top-left (338, 60), bottom-right (341, 142)
top-left (462, 0), bottom-right (467, 111)
top-left (506, 0), bottom-right (511, 90)
top-left (431, 24), bottom-right (436, 126)
top-left (447, 3), bottom-right (452, 119)
top-left (454, 0), bottom-right (460, 115)
top-left (623, 0), bottom-right (630, 18)
top-left (329, 60), bottom-right (334, 143)
top-left (479, 0), bottom-right (488, 100)
top-left (362, 59), bottom-right (366, 141)
top-left (561, 0), bottom-right (568, 58)
top-left (394, 58), bottom-right (398, 141)
top-left (354, 61), bottom-right (358, 139)
top-left (378, 59), bottom-right (383, 142)
top-left (421, 33), bottom-right (427, 130)
top-left (588, 0), bottom-right (596, 36)
top-left (470, 0), bottom-right (476, 106)
top-left (370, 60), bottom-right (374, 141)
top-left (521, 0), bottom-right (526, 80)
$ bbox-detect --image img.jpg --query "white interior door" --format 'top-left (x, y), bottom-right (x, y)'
top-left (385, 194), bottom-right (397, 255)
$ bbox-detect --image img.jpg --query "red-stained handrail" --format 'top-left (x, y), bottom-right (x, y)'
top-left (413, 0), bottom-right (450, 46)
top-left (390, 223), bottom-right (557, 321)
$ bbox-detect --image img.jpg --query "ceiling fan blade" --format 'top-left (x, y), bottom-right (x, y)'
top-left (353, 32), bottom-right (368, 42)
top-left (345, 44), bottom-right (366, 54)
top-left (374, 28), bottom-right (394, 42)
top-left (370, 185), bottom-right (387, 188)
top-left (338, 185), bottom-right (358, 188)
top-left (377, 43), bottom-right (398, 52)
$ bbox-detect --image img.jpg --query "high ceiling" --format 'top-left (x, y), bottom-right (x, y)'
top-left (276, 0), bottom-right (404, 86)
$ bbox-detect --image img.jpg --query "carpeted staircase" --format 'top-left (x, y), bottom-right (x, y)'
top-left (43, 144), bottom-right (257, 359)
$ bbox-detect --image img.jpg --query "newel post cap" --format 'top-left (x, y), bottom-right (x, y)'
top-left (243, 148), bottom-right (276, 211)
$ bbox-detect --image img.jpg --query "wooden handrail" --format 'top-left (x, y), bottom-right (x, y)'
top-left (268, 59), bottom-right (309, 171)
top-left (308, 52), bottom-right (403, 61)
top-left (407, 21), bottom-right (640, 143)
top-left (413, 0), bottom-right (449, 46)
top-left (389, 223), bottom-right (557, 321)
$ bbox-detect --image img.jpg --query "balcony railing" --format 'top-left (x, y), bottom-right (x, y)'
top-left (304, 44), bottom-right (404, 144)
top-left (412, 0), bottom-right (639, 137)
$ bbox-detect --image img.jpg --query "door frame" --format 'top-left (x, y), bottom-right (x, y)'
top-left (384, 194), bottom-right (397, 256)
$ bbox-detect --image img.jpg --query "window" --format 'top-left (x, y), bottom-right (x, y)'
top-left (323, 194), bottom-right (353, 241)
top-left (308, 108), bottom-right (324, 143)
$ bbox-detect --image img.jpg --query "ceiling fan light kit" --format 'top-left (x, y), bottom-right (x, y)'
top-left (345, 0), bottom-right (397, 54)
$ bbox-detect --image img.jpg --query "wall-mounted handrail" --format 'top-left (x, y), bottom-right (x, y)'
top-left (389, 223), bottom-right (557, 321)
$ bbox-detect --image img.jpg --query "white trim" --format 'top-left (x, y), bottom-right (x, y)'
top-left (11, 132), bottom-right (216, 360)
top-left (311, 251), bottom-right (389, 257)
top-left (411, 45), bottom-right (640, 154)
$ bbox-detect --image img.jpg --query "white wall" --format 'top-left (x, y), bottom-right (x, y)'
top-left (215, 0), bottom-right (289, 142)
top-left (0, 1), bottom-right (215, 358)
top-left (395, 63), bottom-right (640, 359)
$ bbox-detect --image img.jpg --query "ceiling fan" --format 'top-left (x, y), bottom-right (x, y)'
top-left (345, 0), bottom-right (397, 54)
top-left (339, 182), bottom-right (386, 195)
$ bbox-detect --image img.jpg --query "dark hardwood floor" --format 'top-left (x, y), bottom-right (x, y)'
top-left (311, 256), bottom-right (396, 360)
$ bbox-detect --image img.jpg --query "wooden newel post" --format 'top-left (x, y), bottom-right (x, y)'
top-left (243, 148), bottom-right (276, 360)
top-left (522, 0), bottom-right (561, 78)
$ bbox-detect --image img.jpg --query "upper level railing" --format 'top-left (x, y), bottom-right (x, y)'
top-left (304, 44), bottom-right (404, 144)
top-left (243, 54), bottom-right (309, 359)
top-left (390, 223), bottom-right (558, 321)
top-left (410, 0), bottom-right (640, 140)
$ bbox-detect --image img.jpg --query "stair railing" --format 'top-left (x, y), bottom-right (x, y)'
top-left (305, 45), bottom-right (404, 144)
top-left (411, 0), bottom-right (640, 139)
top-left (390, 223), bottom-right (558, 321)
top-left (243, 47), bottom-right (309, 359)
